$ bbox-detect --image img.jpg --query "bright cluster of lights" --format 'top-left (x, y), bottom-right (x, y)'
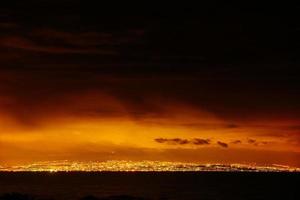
top-left (0, 160), bottom-right (299, 172)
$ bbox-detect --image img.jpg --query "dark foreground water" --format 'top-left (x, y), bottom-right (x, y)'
top-left (0, 172), bottom-right (299, 200)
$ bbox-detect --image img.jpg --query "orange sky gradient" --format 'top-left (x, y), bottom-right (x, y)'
top-left (1, 94), bottom-right (300, 167)
top-left (0, 4), bottom-right (300, 168)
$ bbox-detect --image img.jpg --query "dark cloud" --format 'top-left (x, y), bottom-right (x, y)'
top-left (232, 140), bottom-right (242, 144)
top-left (217, 141), bottom-right (229, 148)
top-left (0, 27), bottom-right (146, 56)
top-left (192, 138), bottom-right (211, 145)
top-left (248, 139), bottom-right (256, 144)
top-left (246, 139), bottom-right (272, 146)
top-left (154, 138), bottom-right (210, 146)
top-left (154, 138), bottom-right (189, 145)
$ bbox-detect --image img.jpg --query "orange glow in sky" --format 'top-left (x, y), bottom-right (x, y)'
top-left (0, 7), bottom-right (300, 169)
top-left (1, 100), bottom-right (300, 167)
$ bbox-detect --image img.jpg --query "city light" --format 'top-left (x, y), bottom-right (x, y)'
top-left (1, 160), bottom-right (299, 172)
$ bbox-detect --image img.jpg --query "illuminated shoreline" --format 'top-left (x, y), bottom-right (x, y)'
top-left (1, 160), bottom-right (299, 172)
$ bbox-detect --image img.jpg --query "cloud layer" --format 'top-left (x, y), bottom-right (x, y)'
top-left (0, 2), bottom-right (300, 166)
top-left (155, 138), bottom-right (211, 146)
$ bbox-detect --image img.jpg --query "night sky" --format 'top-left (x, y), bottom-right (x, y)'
top-left (0, 2), bottom-right (300, 167)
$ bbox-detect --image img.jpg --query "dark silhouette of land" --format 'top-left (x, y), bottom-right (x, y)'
top-left (0, 193), bottom-right (146, 200)
top-left (0, 172), bottom-right (299, 200)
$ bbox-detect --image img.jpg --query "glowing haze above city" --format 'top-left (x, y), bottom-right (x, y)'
top-left (0, 2), bottom-right (300, 170)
